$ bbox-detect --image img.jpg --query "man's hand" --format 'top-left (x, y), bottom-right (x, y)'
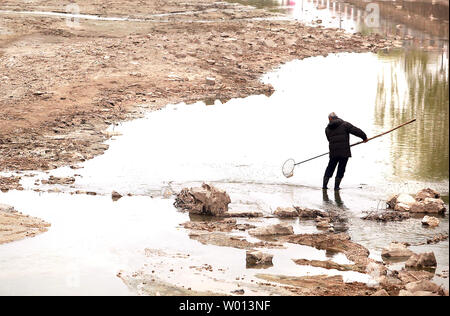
top-left (363, 139), bottom-right (368, 143)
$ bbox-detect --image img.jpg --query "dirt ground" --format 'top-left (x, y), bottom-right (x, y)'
top-left (0, 0), bottom-right (395, 187)
top-left (0, 203), bottom-right (50, 244)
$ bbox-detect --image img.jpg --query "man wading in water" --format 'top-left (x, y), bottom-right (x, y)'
top-left (323, 112), bottom-right (368, 191)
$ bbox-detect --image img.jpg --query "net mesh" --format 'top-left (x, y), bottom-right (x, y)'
top-left (282, 159), bottom-right (295, 178)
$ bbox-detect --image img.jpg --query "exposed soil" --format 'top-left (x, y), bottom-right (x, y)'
top-left (0, 203), bottom-right (50, 244)
top-left (0, 0), bottom-right (394, 174)
top-left (256, 274), bottom-right (377, 296)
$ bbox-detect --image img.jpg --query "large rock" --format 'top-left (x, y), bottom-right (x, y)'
top-left (246, 251), bottom-right (273, 268)
top-left (415, 188), bottom-right (440, 201)
top-left (174, 183), bottom-right (231, 216)
top-left (397, 269), bottom-right (434, 283)
top-left (421, 215), bottom-right (440, 227)
top-left (381, 242), bottom-right (414, 259)
top-left (249, 224), bottom-right (294, 237)
top-left (405, 280), bottom-right (442, 294)
top-left (387, 189), bottom-right (446, 214)
top-left (410, 198), bottom-right (446, 214)
top-left (391, 193), bottom-right (416, 211)
top-left (397, 193), bottom-right (416, 206)
top-left (398, 289), bottom-right (438, 296)
top-left (405, 252), bottom-right (437, 269)
top-left (274, 207), bottom-right (298, 218)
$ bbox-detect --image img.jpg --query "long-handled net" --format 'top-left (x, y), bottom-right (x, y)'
top-left (282, 118), bottom-right (416, 178)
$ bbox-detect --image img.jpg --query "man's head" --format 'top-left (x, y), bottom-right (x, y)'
top-left (328, 112), bottom-right (338, 121)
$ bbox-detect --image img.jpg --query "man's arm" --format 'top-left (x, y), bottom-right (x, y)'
top-left (346, 122), bottom-right (367, 141)
top-left (325, 127), bottom-right (330, 141)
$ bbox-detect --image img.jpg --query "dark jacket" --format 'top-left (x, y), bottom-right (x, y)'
top-left (325, 118), bottom-right (367, 158)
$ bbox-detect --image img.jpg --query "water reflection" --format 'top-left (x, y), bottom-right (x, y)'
top-left (374, 48), bottom-right (449, 181)
top-left (231, 0), bottom-right (449, 49)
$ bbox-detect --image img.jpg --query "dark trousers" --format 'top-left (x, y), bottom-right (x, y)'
top-left (324, 157), bottom-right (349, 179)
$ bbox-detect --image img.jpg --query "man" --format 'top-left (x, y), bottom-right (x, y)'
top-left (323, 112), bottom-right (368, 190)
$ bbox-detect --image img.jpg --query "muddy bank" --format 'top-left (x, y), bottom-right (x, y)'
top-left (0, 203), bottom-right (50, 244)
top-left (0, 0), bottom-right (394, 173)
top-left (256, 274), bottom-right (376, 296)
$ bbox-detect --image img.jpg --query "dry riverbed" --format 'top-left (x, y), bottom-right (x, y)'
top-left (0, 0), bottom-right (395, 182)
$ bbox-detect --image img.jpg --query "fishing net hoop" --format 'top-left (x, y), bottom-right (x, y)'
top-left (282, 159), bottom-right (295, 178)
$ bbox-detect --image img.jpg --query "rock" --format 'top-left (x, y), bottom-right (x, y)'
top-left (404, 280), bottom-right (441, 294)
top-left (421, 215), bottom-right (440, 227)
top-left (316, 219), bottom-right (333, 229)
top-left (427, 233), bottom-right (448, 244)
top-left (387, 194), bottom-right (398, 209)
top-left (381, 242), bottom-right (414, 259)
top-left (294, 259), bottom-right (364, 273)
top-left (410, 198), bottom-right (446, 214)
top-left (398, 289), bottom-right (438, 296)
top-left (415, 188), bottom-right (440, 201)
top-left (397, 269), bottom-right (434, 283)
top-left (174, 183), bottom-right (231, 216)
top-left (405, 252), bottom-right (437, 269)
top-left (111, 191), bottom-right (122, 201)
top-left (396, 193), bottom-right (416, 206)
top-left (283, 233), bottom-right (372, 272)
top-left (394, 203), bottom-right (412, 212)
top-left (246, 251), bottom-right (273, 267)
top-left (371, 289), bottom-right (389, 296)
top-left (274, 207), bottom-right (298, 218)
top-left (249, 223), bottom-right (294, 237)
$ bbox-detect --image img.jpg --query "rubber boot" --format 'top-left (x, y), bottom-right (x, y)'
top-left (334, 177), bottom-right (343, 191)
top-left (322, 177), bottom-right (330, 190)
